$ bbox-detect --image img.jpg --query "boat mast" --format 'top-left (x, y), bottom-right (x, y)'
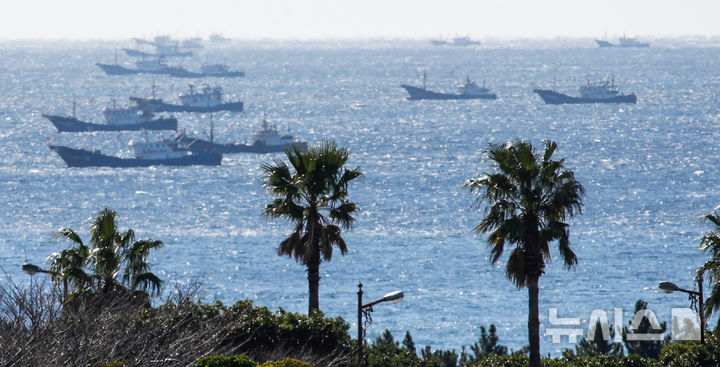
top-left (423, 70), bottom-right (427, 90)
top-left (209, 113), bottom-right (214, 143)
top-left (71, 94), bottom-right (76, 119)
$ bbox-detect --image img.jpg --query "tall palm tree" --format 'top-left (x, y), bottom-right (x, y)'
top-left (698, 209), bottom-right (720, 336)
top-left (51, 208), bottom-right (164, 300)
top-left (464, 140), bottom-right (584, 367)
top-left (263, 141), bottom-right (363, 315)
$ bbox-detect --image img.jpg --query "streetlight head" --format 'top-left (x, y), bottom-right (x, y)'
top-left (383, 290), bottom-right (404, 304)
top-left (22, 263), bottom-right (42, 275)
top-left (659, 281), bottom-right (680, 294)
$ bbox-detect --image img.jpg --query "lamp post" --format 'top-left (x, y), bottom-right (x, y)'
top-left (22, 262), bottom-right (67, 301)
top-left (356, 282), bottom-right (403, 367)
top-left (658, 274), bottom-right (704, 344)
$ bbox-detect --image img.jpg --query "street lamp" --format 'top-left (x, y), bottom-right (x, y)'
top-left (22, 262), bottom-right (67, 301)
top-left (356, 282), bottom-right (403, 367)
top-left (22, 263), bottom-right (53, 275)
top-left (658, 275), bottom-right (704, 344)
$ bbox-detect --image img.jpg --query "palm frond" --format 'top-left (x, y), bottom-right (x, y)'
top-left (704, 280), bottom-right (720, 318)
top-left (506, 248), bottom-right (527, 288)
top-left (56, 228), bottom-right (84, 246)
top-left (319, 224), bottom-right (347, 261)
top-left (329, 202), bottom-right (357, 229)
top-left (132, 272), bottom-right (164, 296)
top-left (277, 224), bottom-right (306, 261)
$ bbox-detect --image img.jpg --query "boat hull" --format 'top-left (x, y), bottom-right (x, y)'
top-left (49, 145), bottom-right (222, 167)
top-left (96, 63), bottom-right (245, 78)
top-left (95, 63), bottom-right (138, 75)
top-left (176, 136), bottom-right (308, 154)
top-left (401, 85), bottom-right (496, 100)
top-left (594, 40), bottom-right (649, 48)
top-left (533, 89), bottom-right (637, 104)
top-left (129, 98), bottom-right (244, 113)
top-left (43, 114), bottom-right (178, 132)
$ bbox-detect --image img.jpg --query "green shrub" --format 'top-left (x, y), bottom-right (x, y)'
top-left (196, 354), bottom-right (257, 367)
top-left (93, 362), bottom-right (127, 367)
top-left (224, 301), bottom-right (352, 356)
top-left (658, 336), bottom-right (720, 367)
top-left (257, 357), bottom-right (313, 367)
top-left (459, 354), bottom-right (659, 367)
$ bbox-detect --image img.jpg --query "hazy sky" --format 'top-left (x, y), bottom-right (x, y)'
top-left (2, 0), bottom-right (719, 40)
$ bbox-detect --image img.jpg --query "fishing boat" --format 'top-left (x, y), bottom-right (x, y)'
top-left (595, 35), bottom-right (649, 48)
top-left (200, 64), bottom-right (245, 77)
top-left (96, 59), bottom-right (244, 78)
top-left (125, 36), bottom-right (195, 57)
top-left (42, 99), bottom-right (177, 133)
top-left (174, 117), bottom-right (307, 154)
top-left (430, 36), bottom-right (480, 46)
top-left (130, 84), bottom-right (244, 113)
top-left (533, 78), bottom-right (637, 104)
top-left (450, 36), bottom-right (481, 46)
top-left (96, 58), bottom-right (196, 77)
top-left (401, 74), bottom-right (496, 100)
top-left (49, 138), bottom-right (222, 168)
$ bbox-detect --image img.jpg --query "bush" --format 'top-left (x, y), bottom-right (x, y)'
top-left (196, 354), bottom-right (257, 367)
top-left (0, 280), bottom-right (352, 367)
top-left (258, 357), bottom-right (313, 367)
top-left (459, 354), bottom-right (659, 367)
top-left (658, 336), bottom-right (720, 367)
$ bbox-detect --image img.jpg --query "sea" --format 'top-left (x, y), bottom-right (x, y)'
top-left (1, 37), bottom-right (719, 355)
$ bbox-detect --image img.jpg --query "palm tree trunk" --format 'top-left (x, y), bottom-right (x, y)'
top-left (307, 259), bottom-right (320, 315)
top-left (528, 274), bottom-right (541, 367)
top-left (307, 213), bottom-right (321, 315)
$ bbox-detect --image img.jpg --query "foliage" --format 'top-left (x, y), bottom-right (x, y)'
top-left (475, 325), bottom-right (509, 359)
top-left (621, 300), bottom-right (668, 359)
top-left (459, 324), bottom-right (508, 365)
top-left (421, 346), bottom-right (458, 367)
top-left (401, 331), bottom-right (415, 352)
top-left (461, 354), bottom-right (658, 367)
top-left (575, 320), bottom-right (623, 357)
top-left (196, 354), bottom-right (257, 367)
top-left (465, 140), bottom-right (584, 367)
top-left (49, 208), bottom-right (163, 303)
top-left (0, 280), bottom-right (352, 367)
top-left (263, 141), bottom-right (363, 314)
top-left (223, 300), bottom-right (352, 357)
top-left (257, 358), bottom-right (314, 367)
top-left (658, 335), bottom-right (720, 367)
top-left (93, 362), bottom-right (127, 367)
top-left (698, 209), bottom-right (720, 334)
top-left (365, 330), bottom-right (421, 367)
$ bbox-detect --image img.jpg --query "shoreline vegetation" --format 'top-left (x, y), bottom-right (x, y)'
top-left (3, 140), bottom-right (720, 366)
top-left (0, 278), bottom-right (718, 367)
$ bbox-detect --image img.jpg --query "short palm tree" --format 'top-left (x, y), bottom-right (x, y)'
top-left (698, 209), bottom-right (720, 335)
top-left (51, 208), bottom-right (164, 300)
top-left (263, 141), bottom-right (363, 315)
top-left (464, 140), bottom-right (584, 367)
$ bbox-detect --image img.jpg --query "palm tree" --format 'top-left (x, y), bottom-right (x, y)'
top-left (51, 208), bottom-right (164, 300)
top-left (698, 209), bottom-right (720, 336)
top-left (263, 141), bottom-right (363, 315)
top-left (464, 140), bottom-right (584, 367)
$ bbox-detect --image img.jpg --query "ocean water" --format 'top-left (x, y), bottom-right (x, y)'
top-left (1, 39), bottom-right (719, 355)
